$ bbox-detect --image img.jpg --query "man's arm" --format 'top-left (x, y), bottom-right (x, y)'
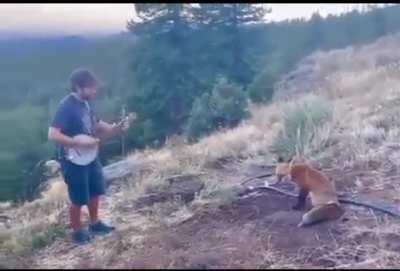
top-left (48, 127), bottom-right (76, 147)
top-left (48, 127), bottom-right (99, 148)
top-left (94, 120), bottom-right (124, 140)
top-left (49, 101), bottom-right (78, 147)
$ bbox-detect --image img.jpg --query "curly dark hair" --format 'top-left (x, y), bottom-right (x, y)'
top-left (69, 68), bottom-right (102, 92)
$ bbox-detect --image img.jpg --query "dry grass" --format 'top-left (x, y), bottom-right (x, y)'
top-left (318, 218), bottom-right (400, 268)
top-left (0, 176), bottom-right (68, 260)
top-left (120, 101), bottom-right (284, 208)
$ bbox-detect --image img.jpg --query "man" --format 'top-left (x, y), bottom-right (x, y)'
top-left (48, 68), bottom-right (127, 245)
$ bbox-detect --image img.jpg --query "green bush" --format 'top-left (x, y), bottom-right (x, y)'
top-left (186, 77), bottom-right (249, 141)
top-left (0, 105), bottom-right (53, 201)
top-left (248, 69), bottom-right (277, 103)
top-left (185, 93), bottom-right (215, 141)
top-left (270, 95), bottom-right (333, 161)
top-left (31, 226), bottom-right (67, 250)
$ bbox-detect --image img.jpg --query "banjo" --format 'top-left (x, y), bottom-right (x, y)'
top-left (66, 112), bottom-right (137, 166)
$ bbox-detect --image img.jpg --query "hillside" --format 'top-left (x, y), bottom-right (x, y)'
top-left (3, 32), bottom-right (400, 268)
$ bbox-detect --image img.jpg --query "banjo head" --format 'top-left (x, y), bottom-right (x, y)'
top-left (67, 134), bottom-right (99, 166)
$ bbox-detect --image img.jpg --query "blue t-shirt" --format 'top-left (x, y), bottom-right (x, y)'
top-left (50, 93), bottom-right (100, 160)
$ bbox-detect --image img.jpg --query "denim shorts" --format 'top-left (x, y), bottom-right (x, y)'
top-left (60, 158), bottom-right (106, 206)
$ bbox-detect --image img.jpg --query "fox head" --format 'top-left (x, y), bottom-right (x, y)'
top-left (275, 156), bottom-right (293, 183)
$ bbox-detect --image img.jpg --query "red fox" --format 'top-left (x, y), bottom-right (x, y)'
top-left (275, 156), bottom-right (345, 227)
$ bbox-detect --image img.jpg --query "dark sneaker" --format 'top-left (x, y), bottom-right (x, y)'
top-left (89, 220), bottom-right (115, 236)
top-left (72, 228), bottom-right (91, 245)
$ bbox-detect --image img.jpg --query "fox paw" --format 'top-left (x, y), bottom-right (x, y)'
top-left (297, 222), bottom-right (305, 228)
top-left (292, 204), bottom-right (303, 210)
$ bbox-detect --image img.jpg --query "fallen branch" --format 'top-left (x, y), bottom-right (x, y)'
top-left (239, 184), bottom-right (400, 218)
top-left (240, 173), bottom-right (274, 187)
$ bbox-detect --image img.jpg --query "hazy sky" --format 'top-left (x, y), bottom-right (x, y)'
top-left (0, 4), bottom-right (383, 37)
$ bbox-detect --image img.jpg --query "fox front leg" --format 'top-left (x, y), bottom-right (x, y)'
top-left (292, 188), bottom-right (309, 210)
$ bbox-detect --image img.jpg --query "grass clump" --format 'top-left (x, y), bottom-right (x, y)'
top-left (31, 225), bottom-right (67, 250)
top-left (270, 94), bottom-right (333, 161)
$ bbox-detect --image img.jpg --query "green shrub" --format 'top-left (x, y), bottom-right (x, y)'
top-left (31, 226), bottom-right (67, 250)
top-left (0, 225), bottom-right (67, 259)
top-left (0, 106), bottom-right (53, 201)
top-left (248, 69), bottom-right (277, 103)
top-left (186, 77), bottom-right (249, 141)
top-left (270, 95), bottom-right (333, 161)
top-left (185, 93), bottom-right (214, 141)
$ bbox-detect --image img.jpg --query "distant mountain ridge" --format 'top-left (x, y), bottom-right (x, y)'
top-left (0, 35), bottom-right (89, 55)
top-left (0, 32), bottom-right (136, 56)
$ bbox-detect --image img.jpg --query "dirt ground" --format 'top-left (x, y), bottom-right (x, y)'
top-left (33, 192), bottom-right (395, 269)
top-left (30, 162), bottom-right (400, 269)
top-left (111, 193), bottom-right (393, 269)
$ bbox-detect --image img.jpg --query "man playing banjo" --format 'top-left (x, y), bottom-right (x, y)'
top-left (48, 68), bottom-right (135, 245)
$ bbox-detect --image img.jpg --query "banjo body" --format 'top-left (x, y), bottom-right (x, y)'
top-left (65, 113), bottom-right (136, 166)
top-left (66, 134), bottom-right (99, 166)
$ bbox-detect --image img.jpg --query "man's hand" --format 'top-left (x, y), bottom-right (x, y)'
top-left (96, 115), bottom-right (135, 139)
top-left (72, 136), bottom-right (100, 148)
top-left (93, 120), bottom-right (121, 140)
top-left (111, 121), bottom-right (125, 134)
top-left (111, 113), bottom-right (136, 133)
